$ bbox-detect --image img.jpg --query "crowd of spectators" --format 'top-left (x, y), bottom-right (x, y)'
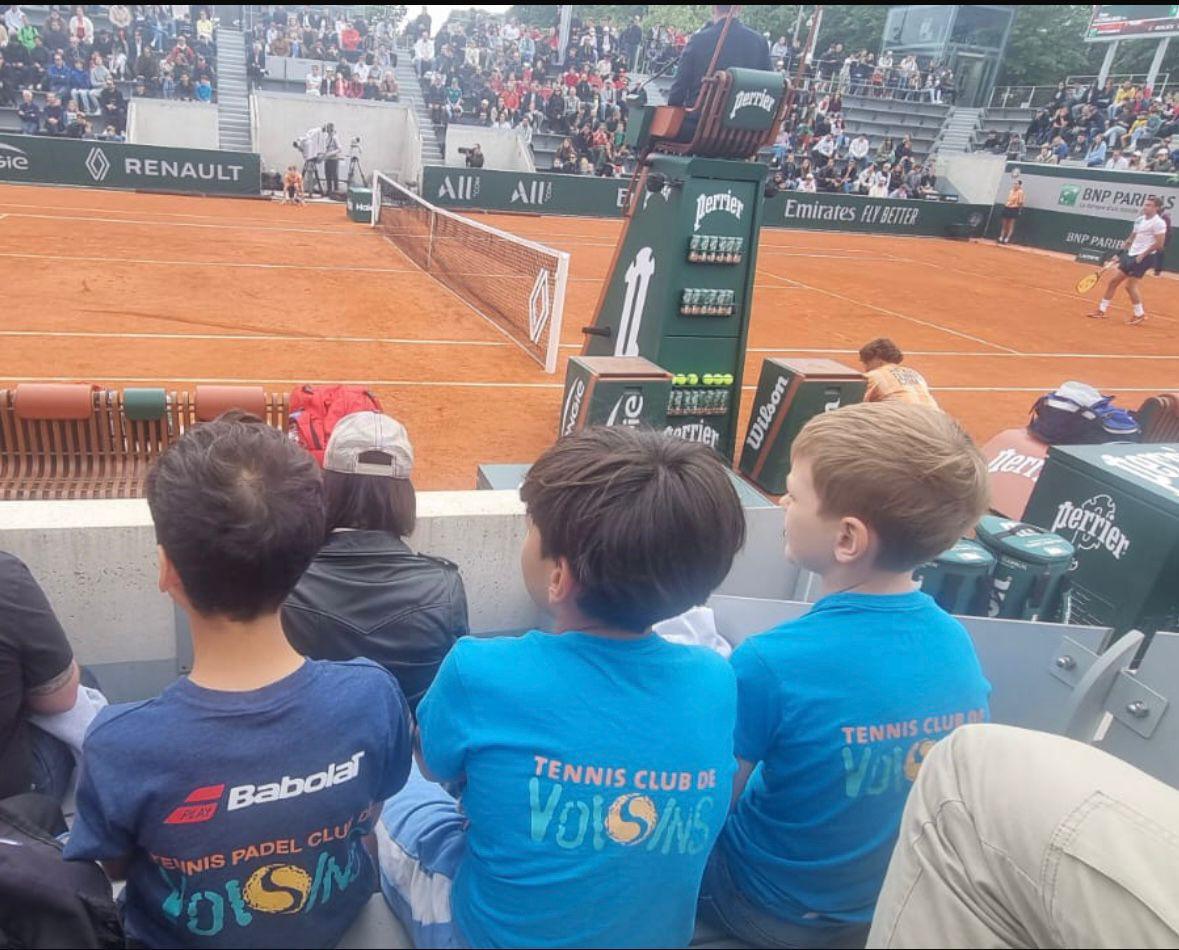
top-left (408, 9), bottom-right (640, 177)
top-left (983, 77), bottom-right (1179, 172)
top-left (0, 4), bottom-right (219, 139)
top-left (246, 6), bottom-right (401, 102)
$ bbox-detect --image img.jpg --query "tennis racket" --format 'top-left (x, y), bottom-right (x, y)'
top-left (1075, 256), bottom-right (1119, 294)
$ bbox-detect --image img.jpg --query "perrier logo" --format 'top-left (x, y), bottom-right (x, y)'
top-left (1058, 185), bottom-right (1081, 207)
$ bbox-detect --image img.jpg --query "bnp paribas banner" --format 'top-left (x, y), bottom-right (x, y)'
top-left (990, 162), bottom-right (1178, 270)
top-left (422, 165), bottom-right (991, 237)
top-left (0, 133), bottom-right (260, 196)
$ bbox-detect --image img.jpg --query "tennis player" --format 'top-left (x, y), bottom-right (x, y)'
top-left (1088, 195), bottom-right (1167, 326)
top-left (997, 177), bottom-right (1023, 244)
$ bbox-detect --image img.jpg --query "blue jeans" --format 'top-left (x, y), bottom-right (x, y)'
top-left (697, 846), bottom-right (869, 950)
top-left (376, 764), bottom-right (470, 949)
top-left (28, 725), bottom-right (74, 804)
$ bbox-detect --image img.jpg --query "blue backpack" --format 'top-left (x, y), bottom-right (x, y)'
top-left (1028, 381), bottom-right (1140, 445)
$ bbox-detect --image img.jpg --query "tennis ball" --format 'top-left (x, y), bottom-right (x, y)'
top-left (687, 374), bottom-right (699, 385)
top-left (702, 373), bottom-right (715, 385)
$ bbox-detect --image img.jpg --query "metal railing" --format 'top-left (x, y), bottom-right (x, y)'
top-left (988, 73), bottom-right (1172, 110)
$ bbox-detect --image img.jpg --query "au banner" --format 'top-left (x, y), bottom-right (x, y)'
top-left (421, 165), bottom-right (991, 237)
top-left (0, 134), bottom-right (260, 196)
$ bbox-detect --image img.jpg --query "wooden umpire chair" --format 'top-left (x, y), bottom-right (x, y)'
top-left (643, 66), bottom-right (789, 161)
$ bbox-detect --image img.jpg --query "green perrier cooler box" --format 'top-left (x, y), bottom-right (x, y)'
top-left (346, 186), bottom-right (373, 223)
top-left (738, 358), bottom-right (866, 494)
top-left (914, 538), bottom-right (996, 616)
top-left (559, 356), bottom-right (672, 437)
top-left (1023, 443), bottom-right (1179, 635)
top-left (974, 515), bottom-right (1074, 621)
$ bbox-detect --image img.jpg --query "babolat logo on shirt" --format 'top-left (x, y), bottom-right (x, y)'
top-left (744, 376), bottom-right (789, 450)
top-left (693, 190), bottom-right (744, 232)
top-left (164, 752), bottom-right (365, 823)
top-left (728, 88), bottom-right (776, 119)
top-left (1050, 495), bottom-right (1130, 559)
top-left (511, 179), bottom-right (552, 205)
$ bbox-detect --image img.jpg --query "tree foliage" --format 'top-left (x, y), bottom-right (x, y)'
top-left (506, 5), bottom-right (1179, 88)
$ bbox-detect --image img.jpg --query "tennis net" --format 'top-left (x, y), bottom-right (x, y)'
top-left (372, 172), bottom-right (569, 374)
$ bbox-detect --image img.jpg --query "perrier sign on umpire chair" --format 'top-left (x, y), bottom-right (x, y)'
top-left (560, 23), bottom-right (787, 461)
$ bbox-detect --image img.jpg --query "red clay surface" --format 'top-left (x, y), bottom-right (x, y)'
top-left (1, 182), bottom-right (1176, 489)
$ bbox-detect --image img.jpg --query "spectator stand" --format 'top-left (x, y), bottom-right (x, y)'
top-left (0, 4), bottom-right (220, 141)
top-left (402, 10), bottom-right (642, 180)
top-left (976, 73), bottom-right (1177, 167)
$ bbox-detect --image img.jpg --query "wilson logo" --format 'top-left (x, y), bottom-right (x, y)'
top-left (164, 784), bottom-right (226, 825)
top-left (745, 377), bottom-right (789, 451)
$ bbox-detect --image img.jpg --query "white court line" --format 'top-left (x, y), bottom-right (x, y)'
top-left (758, 270), bottom-right (1021, 355)
top-left (0, 374), bottom-right (566, 389)
top-left (2, 375), bottom-right (1154, 396)
top-left (0, 329), bottom-right (512, 346)
top-left (1, 211), bottom-right (357, 237)
top-left (0, 198), bottom-right (330, 224)
top-left (744, 346), bottom-right (1179, 360)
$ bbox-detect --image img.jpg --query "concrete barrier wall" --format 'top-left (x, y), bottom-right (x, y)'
top-left (444, 125), bottom-right (533, 171)
top-left (251, 90), bottom-right (415, 180)
top-left (126, 99), bottom-right (220, 151)
top-left (0, 489), bottom-right (794, 701)
top-left (934, 152), bottom-right (1007, 205)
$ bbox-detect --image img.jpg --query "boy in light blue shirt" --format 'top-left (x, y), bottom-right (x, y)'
top-left (700, 402), bottom-right (992, 948)
top-left (378, 427), bottom-right (748, 948)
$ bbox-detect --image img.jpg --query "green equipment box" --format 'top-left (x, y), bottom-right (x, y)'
top-left (346, 186), bottom-right (373, 222)
top-left (914, 538), bottom-right (996, 616)
top-left (558, 356), bottom-right (672, 437)
top-left (737, 358), bottom-right (866, 495)
top-left (974, 516), bottom-right (1074, 621)
top-left (1023, 443), bottom-right (1179, 634)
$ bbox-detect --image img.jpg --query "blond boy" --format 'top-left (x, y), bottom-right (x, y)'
top-left (698, 402), bottom-right (992, 948)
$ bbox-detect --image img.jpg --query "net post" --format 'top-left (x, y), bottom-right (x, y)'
top-left (546, 251), bottom-right (571, 375)
top-left (370, 171), bottom-right (382, 228)
top-left (427, 209), bottom-right (435, 272)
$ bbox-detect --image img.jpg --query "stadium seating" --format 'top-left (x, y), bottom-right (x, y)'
top-left (1139, 393), bottom-right (1179, 442)
top-left (0, 383), bottom-right (289, 500)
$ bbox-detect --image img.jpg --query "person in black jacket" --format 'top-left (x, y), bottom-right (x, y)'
top-left (666, 5), bottom-right (771, 142)
top-left (283, 412), bottom-right (468, 713)
top-left (667, 5), bottom-right (771, 108)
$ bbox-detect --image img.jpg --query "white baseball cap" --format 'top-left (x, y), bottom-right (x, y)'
top-left (323, 412), bottom-right (414, 478)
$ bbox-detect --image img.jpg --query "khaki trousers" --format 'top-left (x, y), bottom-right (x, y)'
top-left (868, 724), bottom-right (1179, 949)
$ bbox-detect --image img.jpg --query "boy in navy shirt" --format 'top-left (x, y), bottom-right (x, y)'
top-left (65, 412), bottom-right (412, 949)
top-left (700, 402), bottom-right (992, 948)
top-left (378, 427), bottom-right (747, 948)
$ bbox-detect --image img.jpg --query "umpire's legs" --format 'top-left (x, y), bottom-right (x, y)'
top-left (867, 724), bottom-right (1179, 949)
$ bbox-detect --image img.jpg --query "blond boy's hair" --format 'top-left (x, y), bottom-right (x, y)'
top-left (791, 402), bottom-right (990, 571)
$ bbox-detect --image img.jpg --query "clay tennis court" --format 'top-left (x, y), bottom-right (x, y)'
top-left (1, 181), bottom-right (1176, 489)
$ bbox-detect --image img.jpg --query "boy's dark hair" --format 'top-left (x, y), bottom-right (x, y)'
top-left (323, 471), bottom-right (416, 539)
top-left (146, 411), bottom-right (325, 621)
top-left (520, 427), bottom-right (745, 632)
top-left (858, 337), bottom-right (904, 365)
